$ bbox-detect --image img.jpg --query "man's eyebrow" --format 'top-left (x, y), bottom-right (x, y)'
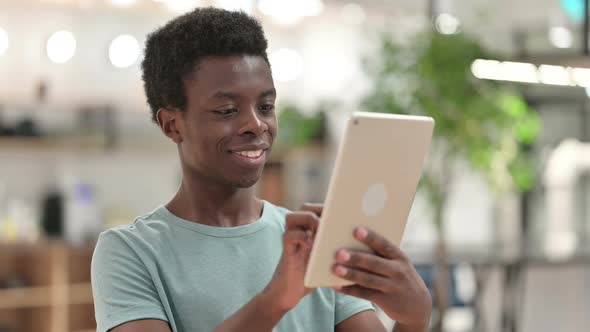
top-left (211, 91), bottom-right (239, 100)
top-left (210, 88), bottom-right (275, 100)
top-left (259, 88), bottom-right (276, 99)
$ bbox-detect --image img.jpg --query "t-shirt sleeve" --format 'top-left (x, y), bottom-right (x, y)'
top-left (91, 230), bottom-right (168, 332)
top-left (334, 292), bottom-right (375, 325)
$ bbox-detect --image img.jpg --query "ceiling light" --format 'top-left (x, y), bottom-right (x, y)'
top-left (434, 13), bottom-right (460, 35)
top-left (549, 26), bottom-right (573, 49)
top-left (538, 65), bottom-right (572, 86)
top-left (109, 35), bottom-right (140, 68)
top-left (47, 30), bottom-right (76, 64)
top-left (501, 62), bottom-right (539, 84)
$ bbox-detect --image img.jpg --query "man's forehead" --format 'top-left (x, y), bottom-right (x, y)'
top-left (231, 56), bottom-right (262, 73)
top-left (184, 55), bottom-right (274, 99)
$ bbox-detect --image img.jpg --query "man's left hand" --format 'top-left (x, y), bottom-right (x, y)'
top-left (332, 227), bottom-right (432, 331)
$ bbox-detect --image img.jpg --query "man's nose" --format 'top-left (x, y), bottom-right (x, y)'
top-left (239, 107), bottom-right (268, 136)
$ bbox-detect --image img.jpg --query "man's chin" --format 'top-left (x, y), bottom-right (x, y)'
top-left (231, 174), bottom-right (261, 189)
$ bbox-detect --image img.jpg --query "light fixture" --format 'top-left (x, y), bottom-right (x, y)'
top-left (549, 26), bottom-right (573, 49)
top-left (501, 62), bottom-right (539, 84)
top-left (572, 67), bottom-right (590, 87)
top-left (0, 27), bottom-right (8, 56)
top-left (164, 0), bottom-right (201, 13)
top-left (471, 60), bottom-right (539, 83)
top-left (434, 13), bottom-right (460, 35)
top-left (214, 0), bottom-right (253, 13)
top-left (340, 3), bottom-right (366, 25)
top-left (269, 48), bottom-right (303, 82)
top-left (258, 0), bottom-right (324, 26)
top-left (471, 58), bottom-right (590, 88)
top-left (538, 65), bottom-right (572, 86)
top-left (109, 35), bottom-right (140, 68)
top-left (47, 30), bottom-right (76, 64)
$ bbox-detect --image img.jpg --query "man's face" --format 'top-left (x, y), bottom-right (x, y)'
top-left (176, 55), bottom-right (277, 188)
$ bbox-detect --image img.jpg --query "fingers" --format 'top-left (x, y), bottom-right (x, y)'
top-left (332, 264), bottom-right (394, 293)
top-left (283, 229), bottom-right (314, 249)
top-left (285, 211), bottom-right (319, 232)
top-left (353, 227), bottom-right (407, 261)
top-left (335, 249), bottom-right (399, 278)
top-left (333, 284), bottom-right (381, 302)
top-left (300, 203), bottom-right (323, 217)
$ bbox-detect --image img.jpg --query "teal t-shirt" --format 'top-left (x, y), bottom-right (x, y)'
top-left (91, 200), bottom-right (374, 332)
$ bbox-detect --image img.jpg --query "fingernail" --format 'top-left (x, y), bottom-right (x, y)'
top-left (334, 265), bottom-right (348, 276)
top-left (332, 286), bottom-right (342, 291)
top-left (355, 227), bottom-right (368, 239)
top-left (337, 249), bottom-right (350, 262)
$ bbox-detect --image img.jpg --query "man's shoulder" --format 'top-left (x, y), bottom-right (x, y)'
top-left (262, 200), bottom-right (292, 229)
top-left (264, 200), bottom-right (291, 216)
top-left (96, 207), bottom-right (171, 253)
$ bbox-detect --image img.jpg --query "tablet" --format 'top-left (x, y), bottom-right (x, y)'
top-left (303, 112), bottom-right (434, 288)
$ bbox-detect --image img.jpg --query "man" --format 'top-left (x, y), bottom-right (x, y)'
top-left (91, 7), bottom-right (432, 332)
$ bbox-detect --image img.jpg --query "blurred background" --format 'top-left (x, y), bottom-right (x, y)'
top-left (0, 0), bottom-right (589, 331)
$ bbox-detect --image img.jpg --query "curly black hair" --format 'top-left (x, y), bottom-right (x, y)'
top-left (141, 7), bottom-right (270, 123)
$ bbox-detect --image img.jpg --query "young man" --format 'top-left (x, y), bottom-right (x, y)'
top-left (91, 7), bottom-right (432, 332)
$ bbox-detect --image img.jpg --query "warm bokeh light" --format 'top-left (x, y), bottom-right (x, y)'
top-left (549, 26), bottom-right (573, 49)
top-left (109, 34), bottom-right (140, 68)
top-left (434, 13), bottom-right (460, 34)
top-left (46, 30), bottom-right (76, 64)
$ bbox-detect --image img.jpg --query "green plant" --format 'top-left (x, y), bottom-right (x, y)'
top-left (362, 30), bottom-right (541, 329)
top-left (363, 31), bottom-right (541, 231)
top-left (276, 103), bottom-right (327, 148)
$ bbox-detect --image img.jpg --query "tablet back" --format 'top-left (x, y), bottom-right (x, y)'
top-left (304, 112), bottom-right (434, 288)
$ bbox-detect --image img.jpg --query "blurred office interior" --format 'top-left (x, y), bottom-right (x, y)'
top-left (1, 0), bottom-right (590, 331)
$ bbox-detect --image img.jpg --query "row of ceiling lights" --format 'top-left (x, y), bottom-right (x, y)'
top-left (471, 59), bottom-right (590, 87)
top-left (0, 1), bottom-right (366, 79)
top-left (108, 0), bottom-right (362, 26)
top-left (0, 26), bottom-right (304, 78)
top-left (0, 28), bottom-right (141, 68)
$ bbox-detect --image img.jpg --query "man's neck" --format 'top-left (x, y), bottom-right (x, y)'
top-left (165, 173), bottom-right (263, 228)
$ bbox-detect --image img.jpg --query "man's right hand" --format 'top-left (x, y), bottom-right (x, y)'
top-left (262, 203), bottom-right (322, 311)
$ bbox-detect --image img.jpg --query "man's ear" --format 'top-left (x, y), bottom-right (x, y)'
top-left (157, 108), bottom-right (183, 144)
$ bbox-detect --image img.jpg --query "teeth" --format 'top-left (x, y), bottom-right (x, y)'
top-left (235, 150), bottom-right (263, 158)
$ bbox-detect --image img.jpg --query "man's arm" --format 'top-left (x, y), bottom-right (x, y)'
top-left (336, 310), bottom-right (429, 332)
top-left (110, 319), bottom-right (171, 332)
top-left (212, 290), bottom-right (289, 332)
top-left (336, 310), bottom-right (387, 332)
top-left (109, 290), bottom-right (289, 332)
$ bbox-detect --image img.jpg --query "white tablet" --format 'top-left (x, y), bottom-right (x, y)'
top-left (303, 112), bottom-right (434, 288)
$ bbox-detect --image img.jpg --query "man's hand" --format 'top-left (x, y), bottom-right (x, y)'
top-left (263, 204), bottom-right (321, 311)
top-left (332, 227), bottom-right (432, 331)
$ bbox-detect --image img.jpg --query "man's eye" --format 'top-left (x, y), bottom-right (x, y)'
top-left (259, 104), bottom-right (275, 113)
top-left (214, 109), bottom-right (238, 116)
